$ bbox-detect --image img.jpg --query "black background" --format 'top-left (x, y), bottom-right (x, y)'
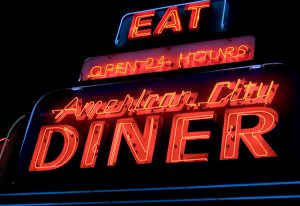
top-left (0, 0), bottom-right (299, 137)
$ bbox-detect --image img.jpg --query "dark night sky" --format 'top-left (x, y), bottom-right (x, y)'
top-left (0, 0), bottom-right (299, 137)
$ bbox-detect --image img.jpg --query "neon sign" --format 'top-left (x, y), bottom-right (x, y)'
top-left (18, 63), bottom-right (300, 190)
top-left (53, 79), bottom-right (277, 122)
top-left (27, 78), bottom-right (279, 171)
top-left (15, 0), bottom-right (300, 192)
top-left (128, 1), bottom-right (210, 39)
top-left (115, 0), bottom-right (229, 47)
top-left (80, 36), bottom-right (255, 81)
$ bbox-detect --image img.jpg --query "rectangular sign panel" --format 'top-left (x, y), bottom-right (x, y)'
top-left (18, 63), bottom-right (300, 191)
top-left (80, 36), bottom-right (255, 81)
top-left (114, 0), bottom-right (229, 47)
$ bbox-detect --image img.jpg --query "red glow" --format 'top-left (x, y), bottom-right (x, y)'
top-left (80, 121), bottom-right (105, 168)
top-left (153, 7), bottom-right (182, 36)
top-left (81, 36), bottom-right (255, 81)
top-left (166, 111), bottom-right (215, 163)
top-left (220, 107), bottom-right (278, 160)
top-left (30, 88), bottom-right (280, 171)
top-left (107, 115), bottom-right (161, 166)
top-left (85, 45), bottom-right (251, 80)
top-left (29, 125), bottom-right (79, 171)
top-left (0, 137), bottom-right (9, 143)
top-left (128, 11), bottom-right (155, 39)
top-left (203, 79), bottom-right (279, 108)
top-left (52, 97), bottom-right (97, 122)
top-left (126, 1), bottom-right (210, 41)
top-left (185, 1), bottom-right (210, 31)
top-left (53, 79), bottom-right (277, 123)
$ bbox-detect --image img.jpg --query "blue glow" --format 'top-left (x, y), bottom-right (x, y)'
top-left (0, 195), bottom-right (299, 205)
top-left (1, 180), bottom-right (300, 197)
top-left (221, 0), bottom-right (227, 29)
top-left (250, 64), bottom-right (262, 70)
top-left (71, 87), bottom-right (82, 91)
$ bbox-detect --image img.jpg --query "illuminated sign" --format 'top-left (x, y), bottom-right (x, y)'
top-left (128, 1), bottom-right (210, 39)
top-left (18, 64), bottom-right (300, 190)
top-left (115, 0), bottom-right (229, 47)
top-left (80, 36), bottom-right (255, 81)
top-left (53, 79), bottom-right (277, 123)
top-left (29, 78), bottom-right (277, 171)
